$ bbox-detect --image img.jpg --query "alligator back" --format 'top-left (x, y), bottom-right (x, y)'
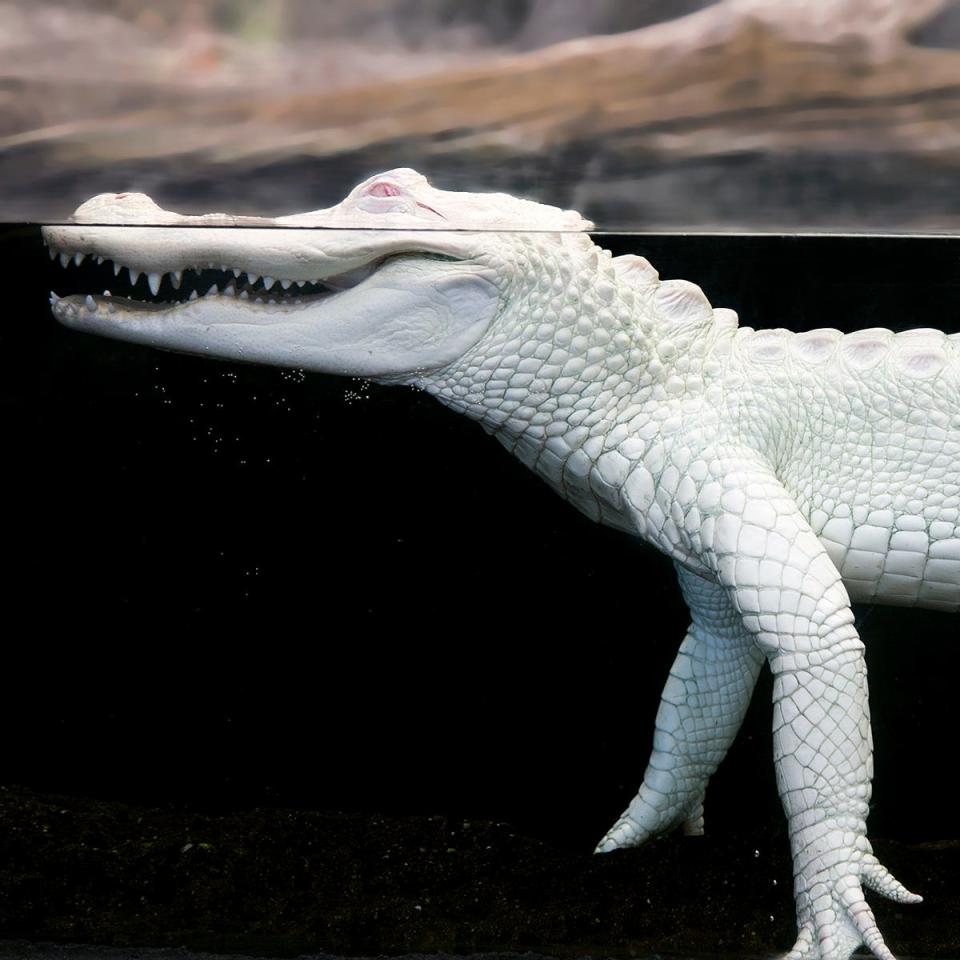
top-left (730, 325), bottom-right (960, 612)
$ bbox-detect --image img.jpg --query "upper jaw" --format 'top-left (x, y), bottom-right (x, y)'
top-left (42, 203), bottom-right (480, 322)
top-left (40, 184), bottom-right (486, 296)
top-left (43, 227), bottom-right (407, 315)
top-left (41, 221), bottom-right (474, 291)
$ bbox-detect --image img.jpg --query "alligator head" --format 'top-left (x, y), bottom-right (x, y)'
top-left (42, 168), bottom-right (592, 381)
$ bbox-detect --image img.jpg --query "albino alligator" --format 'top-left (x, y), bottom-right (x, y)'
top-left (43, 169), bottom-right (959, 960)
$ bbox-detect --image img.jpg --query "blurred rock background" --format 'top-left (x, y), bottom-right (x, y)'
top-left (4, 0), bottom-right (960, 229)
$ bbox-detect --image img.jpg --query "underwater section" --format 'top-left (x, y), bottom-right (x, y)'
top-left (0, 218), bottom-right (958, 957)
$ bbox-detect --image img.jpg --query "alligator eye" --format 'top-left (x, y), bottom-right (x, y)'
top-left (366, 181), bottom-right (404, 198)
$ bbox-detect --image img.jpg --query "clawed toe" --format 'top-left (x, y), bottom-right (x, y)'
top-left (861, 857), bottom-right (922, 904)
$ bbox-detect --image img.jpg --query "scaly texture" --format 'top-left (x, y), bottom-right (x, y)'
top-left (42, 169), bottom-right (959, 959)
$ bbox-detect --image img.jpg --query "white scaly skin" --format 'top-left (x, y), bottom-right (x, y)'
top-left (43, 169), bottom-right (959, 960)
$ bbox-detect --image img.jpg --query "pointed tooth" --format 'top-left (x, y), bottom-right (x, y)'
top-left (268, 298), bottom-right (277, 305)
top-left (189, 290), bottom-right (199, 301)
top-left (73, 252), bottom-right (85, 266)
top-left (224, 283), bottom-right (235, 297)
top-left (171, 271), bottom-right (182, 289)
top-left (205, 284), bottom-right (219, 297)
top-left (280, 279), bottom-right (292, 290)
top-left (84, 294), bottom-right (97, 311)
top-left (102, 289), bottom-right (112, 297)
top-left (232, 268), bottom-right (241, 278)
top-left (49, 291), bottom-right (60, 305)
top-left (239, 290), bottom-right (249, 300)
top-left (48, 247), bottom-right (57, 261)
top-left (114, 261), bottom-right (122, 276)
top-left (296, 280), bottom-right (306, 288)
top-left (128, 266), bottom-right (141, 286)
top-left (147, 272), bottom-right (161, 296)
top-left (59, 253), bottom-right (70, 268)
top-left (263, 276), bottom-right (275, 290)
top-left (96, 256), bottom-right (104, 265)
top-left (247, 272), bottom-right (260, 285)
top-left (254, 297), bottom-right (263, 304)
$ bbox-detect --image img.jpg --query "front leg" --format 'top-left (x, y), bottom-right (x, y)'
top-left (596, 563), bottom-right (764, 850)
top-left (701, 455), bottom-right (920, 960)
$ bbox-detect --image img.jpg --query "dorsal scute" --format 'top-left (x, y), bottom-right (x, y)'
top-left (891, 328), bottom-right (950, 379)
top-left (712, 307), bottom-right (739, 334)
top-left (791, 328), bottom-right (843, 365)
top-left (611, 254), bottom-right (659, 289)
top-left (611, 254), bottom-right (737, 344)
top-left (655, 279), bottom-right (714, 328)
top-left (895, 327), bottom-right (948, 341)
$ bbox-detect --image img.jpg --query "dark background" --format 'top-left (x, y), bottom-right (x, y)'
top-left (0, 225), bottom-right (956, 854)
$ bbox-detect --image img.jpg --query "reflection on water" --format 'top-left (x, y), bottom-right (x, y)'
top-left (7, 0), bottom-right (960, 231)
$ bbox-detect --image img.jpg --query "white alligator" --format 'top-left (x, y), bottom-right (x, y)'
top-left (43, 169), bottom-right (959, 960)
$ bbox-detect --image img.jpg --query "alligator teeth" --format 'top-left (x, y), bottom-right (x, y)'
top-left (103, 289), bottom-right (112, 297)
top-left (223, 283), bottom-right (236, 297)
top-left (296, 280), bottom-right (306, 288)
top-left (280, 279), bottom-right (292, 290)
top-left (263, 277), bottom-right (275, 290)
top-left (59, 253), bottom-right (70, 268)
top-left (85, 294), bottom-right (97, 310)
top-left (171, 271), bottom-right (182, 289)
top-left (48, 247), bottom-right (57, 261)
top-left (128, 267), bottom-right (141, 286)
top-left (189, 290), bottom-right (198, 301)
top-left (73, 252), bottom-right (85, 266)
top-left (49, 291), bottom-right (60, 305)
top-left (96, 256), bottom-right (104, 265)
top-left (232, 268), bottom-right (241, 278)
top-left (239, 290), bottom-right (249, 300)
top-left (147, 272), bottom-right (161, 296)
top-left (114, 261), bottom-right (122, 276)
top-left (247, 272), bottom-right (260, 285)
top-left (205, 284), bottom-right (219, 297)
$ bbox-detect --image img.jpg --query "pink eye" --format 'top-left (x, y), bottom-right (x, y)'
top-left (366, 181), bottom-right (403, 198)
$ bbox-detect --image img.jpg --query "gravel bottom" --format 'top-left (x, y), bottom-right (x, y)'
top-left (0, 785), bottom-right (957, 958)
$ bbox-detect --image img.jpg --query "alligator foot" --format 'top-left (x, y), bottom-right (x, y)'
top-left (785, 834), bottom-right (922, 960)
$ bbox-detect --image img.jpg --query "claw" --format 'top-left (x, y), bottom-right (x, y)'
top-left (839, 884), bottom-right (896, 960)
top-left (682, 800), bottom-right (705, 836)
top-left (861, 857), bottom-right (923, 904)
top-left (785, 923), bottom-right (815, 960)
top-left (594, 816), bottom-right (643, 852)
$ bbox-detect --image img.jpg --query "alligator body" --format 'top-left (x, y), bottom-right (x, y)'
top-left (43, 170), bottom-right (959, 960)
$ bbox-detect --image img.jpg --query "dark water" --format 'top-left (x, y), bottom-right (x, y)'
top-left (0, 226), bottom-right (957, 954)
